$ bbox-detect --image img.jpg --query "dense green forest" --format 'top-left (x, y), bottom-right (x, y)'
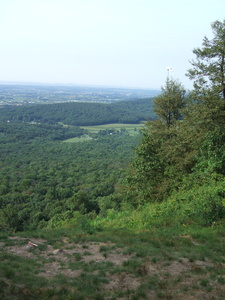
top-left (0, 97), bottom-right (153, 231)
top-left (0, 121), bottom-right (139, 231)
top-left (0, 122), bottom-right (87, 143)
top-left (1, 19), bottom-right (225, 233)
top-left (1, 19), bottom-right (225, 300)
top-left (0, 98), bottom-right (155, 126)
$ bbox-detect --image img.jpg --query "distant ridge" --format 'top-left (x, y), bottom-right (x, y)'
top-left (0, 81), bottom-right (160, 92)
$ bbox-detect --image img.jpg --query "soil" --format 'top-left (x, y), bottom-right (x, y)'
top-left (1, 235), bottom-right (224, 299)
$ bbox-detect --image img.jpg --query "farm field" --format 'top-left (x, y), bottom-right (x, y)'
top-left (63, 134), bottom-right (93, 143)
top-left (63, 124), bottom-right (143, 142)
top-left (81, 123), bottom-right (144, 134)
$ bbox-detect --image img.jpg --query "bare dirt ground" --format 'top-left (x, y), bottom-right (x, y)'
top-left (1, 235), bottom-right (225, 299)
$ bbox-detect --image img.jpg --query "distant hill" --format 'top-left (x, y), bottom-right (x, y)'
top-left (0, 84), bottom-right (160, 105)
top-left (0, 98), bottom-right (156, 126)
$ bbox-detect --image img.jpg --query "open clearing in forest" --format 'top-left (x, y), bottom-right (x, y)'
top-left (81, 123), bottom-right (144, 134)
top-left (63, 123), bottom-right (143, 142)
top-left (63, 134), bottom-right (93, 143)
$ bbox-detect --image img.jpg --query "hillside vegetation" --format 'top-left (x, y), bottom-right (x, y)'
top-left (1, 19), bottom-right (225, 299)
top-left (0, 98), bottom-right (155, 126)
top-left (123, 19), bottom-right (225, 228)
top-left (0, 121), bottom-right (140, 232)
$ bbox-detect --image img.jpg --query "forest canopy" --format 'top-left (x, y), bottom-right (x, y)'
top-left (0, 98), bottom-right (155, 126)
top-left (1, 19), bottom-right (225, 232)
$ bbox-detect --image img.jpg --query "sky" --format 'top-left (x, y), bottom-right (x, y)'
top-left (0, 0), bottom-right (224, 90)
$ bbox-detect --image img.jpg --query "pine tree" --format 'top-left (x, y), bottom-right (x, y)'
top-left (153, 78), bottom-right (186, 127)
top-left (126, 79), bottom-right (186, 202)
top-left (186, 19), bottom-right (225, 99)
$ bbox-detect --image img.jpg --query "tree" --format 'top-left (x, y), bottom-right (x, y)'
top-left (124, 18), bottom-right (225, 222)
top-left (153, 78), bottom-right (186, 127)
top-left (186, 19), bottom-right (225, 99)
top-left (125, 78), bottom-right (186, 203)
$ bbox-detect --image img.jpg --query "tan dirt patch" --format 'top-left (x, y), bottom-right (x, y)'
top-left (105, 272), bottom-right (140, 292)
top-left (2, 235), bottom-right (225, 299)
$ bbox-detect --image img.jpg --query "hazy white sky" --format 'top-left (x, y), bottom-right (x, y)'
top-left (0, 0), bottom-right (224, 89)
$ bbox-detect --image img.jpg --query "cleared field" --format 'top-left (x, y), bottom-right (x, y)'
top-left (63, 134), bottom-right (93, 143)
top-left (81, 123), bottom-right (144, 134)
top-left (63, 124), bottom-right (144, 142)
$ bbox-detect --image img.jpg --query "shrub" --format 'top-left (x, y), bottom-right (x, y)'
top-left (159, 182), bottom-right (225, 226)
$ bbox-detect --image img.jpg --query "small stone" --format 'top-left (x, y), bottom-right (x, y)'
top-left (53, 249), bottom-right (64, 255)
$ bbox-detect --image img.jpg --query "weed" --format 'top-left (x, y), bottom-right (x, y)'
top-left (189, 257), bottom-right (195, 262)
top-left (83, 251), bottom-right (92, 256)
top-left (99, 245), bottom-right (108, 252)
top-left (37, 243), bottom-right (48, 251)
top-left (217, 276), bottom-right (225, 285)
top-left (73, 252), bottom-right (82, 261)
top-left (135, 248), bottom-right (149, 258)
top-left (68, 261), bottom-right (84, 271)
top-left (199, 278), bottom-right (210, 287)
top-left (76, 272), bottom-right (109, 294)
top-left (191, 265), bottom-right (207, 275)
top-left (132, 288), bottom-right (147, 299)
top-left (82, 261), bottom-right (114, 273)
top-left (146, 274), bottom-right (159, 289)
top-left (1, 225), bottom-right (225, 299)
top-left (136, 263), bottom-right (149, 276)
top-left (151, 257), bottom-right (160, 263)
top-left (156, 290), bottom-right (173, 299)
top-left (123, 257), bottom-right (143, 273)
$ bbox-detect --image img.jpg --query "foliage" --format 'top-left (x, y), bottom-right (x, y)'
top-left (124, 19), bottom-right (225, 231)
top-left (125, 79), bottom-right (189, 203)
top-left (2, 18), bottom-right (225, 299)
top-left (0, 122), bottom-right (86, 143)
top-left (1, 225), bottom-right (225, 299)
top-left (0, 121), bottom-right (139, 232)
top-left (186, 19), bottom-right (225, 99)
top-left (194, 128), bottom-right (225, 175)
top-left (126, 120), bottom-right (166, 203)
top-left (0, 98), bottom-right (155, 126)
top-left (93, 177), bottom-right (225, 230)
top-left (1, 18), bottom-right (225, 236)
top-left (153, 78), bottom-right (186, 127)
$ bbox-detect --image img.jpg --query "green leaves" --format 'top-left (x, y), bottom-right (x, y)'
top-left (186, 19), bottom-right (225, 99)
top-left (153, 78), bottom-right (186, 127)
top-left (0, 98), bottom-right (155, 126)
top-left (126, 19), bottom-right (225, 215)
top-left (126, 79), bottom-right (187, 203)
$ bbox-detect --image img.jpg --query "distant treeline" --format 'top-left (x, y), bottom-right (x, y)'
top-left (0, 98), bottom-right (155, 125)
top-left (0, 122), bottom-right (87, 143)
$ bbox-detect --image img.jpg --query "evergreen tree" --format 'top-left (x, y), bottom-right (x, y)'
top-left (124, 18), bottom-right (225, 229)
top-left (153, 78), bottom-right (186, 127)
top-left (127, 79), bottom-right (186, 203)
top-left (186, 19), bottom-right (225, 99)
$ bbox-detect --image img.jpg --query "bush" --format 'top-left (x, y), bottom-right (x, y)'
top-left (92, 179), bottom-right (225, 230)
top-left (158, 182), bottom-right (225, 226)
